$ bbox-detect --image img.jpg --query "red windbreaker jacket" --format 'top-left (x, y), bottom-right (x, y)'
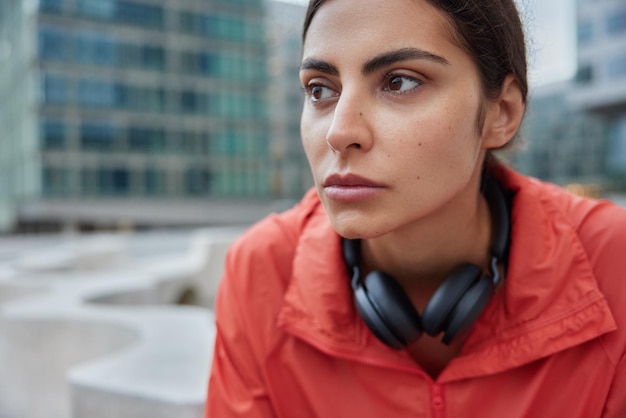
top-left (207, 167), bottom-right (626, 418)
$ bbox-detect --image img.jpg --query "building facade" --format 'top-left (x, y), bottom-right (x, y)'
top-left (0, 0), bottom-right (38, 229)
top-left (266, 0), bottom-right (311, 199)
top-left (513, 0), bottom-right (626, 194)
top-left (0, 0), bottom-right (305, 232)
top-left (570, 0), bottom-right (626, 185)
top-left (513, 81), bottom-right (608, 188)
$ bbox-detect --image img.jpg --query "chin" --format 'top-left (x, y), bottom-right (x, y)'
top-left (322, 200), bottom-right (390, 239)
top-left (329, 218), bottom-right (386, 240)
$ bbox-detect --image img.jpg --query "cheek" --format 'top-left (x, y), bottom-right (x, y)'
top-left (300, 125), bottom-right (326, 176)
top-left (430, 100), bottom-right (481, 147)
top-left (300, 116), bottom-right (314, 154)
top-left (396, 110), bottom-right (480, 178)
top-left (301, 114), bottom-right (328, 158)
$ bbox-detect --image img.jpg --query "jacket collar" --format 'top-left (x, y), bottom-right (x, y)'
top-left (277, 167), bottom-right (617, 381)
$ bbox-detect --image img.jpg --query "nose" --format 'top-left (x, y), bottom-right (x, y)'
top-left (325, 92), bottom-right (373, 153)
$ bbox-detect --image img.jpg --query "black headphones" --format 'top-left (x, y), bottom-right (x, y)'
top-left (342, 175), bottom-right (510, 349)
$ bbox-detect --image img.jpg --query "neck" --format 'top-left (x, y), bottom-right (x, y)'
top-left (361, 177), bottom-right (493, 300)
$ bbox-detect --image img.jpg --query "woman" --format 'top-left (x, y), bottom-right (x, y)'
top-left (207, 0), bottom-right (626, 416)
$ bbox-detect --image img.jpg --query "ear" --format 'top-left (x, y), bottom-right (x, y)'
top-left (481, 75), bottom-right (525, 149)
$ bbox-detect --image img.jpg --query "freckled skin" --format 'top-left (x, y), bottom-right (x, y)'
top-left (300, 0), bottom-right (493, 254)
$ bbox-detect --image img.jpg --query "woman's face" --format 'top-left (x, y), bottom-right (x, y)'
top-left (300, 0), bottom-right (496, 239)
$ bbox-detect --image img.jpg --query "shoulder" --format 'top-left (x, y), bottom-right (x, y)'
top-left (566, 195), bottom-right (626, 302)
top-left (500, 166), bottom-right (626, 259)
top-left (524, 176), bottom-right (626, 350)
top-left (538, 182), bottom-right (626, 271)
top-left (569, 199), bottom-right (626, 357)
top-left (520, 174), bottom-right (626, 281)
top-left (225, 188), bottom-right (322, 285)
top-left (215, 188), bottom-right (323, 340)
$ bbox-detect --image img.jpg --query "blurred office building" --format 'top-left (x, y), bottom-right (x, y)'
top-left (0, 0), bottom-right (308, 233)
top-left (514, 82), bottom-right (609, 189)
top-left (266, 0), bottom-right (311, 199)
top-left (520, 0), bottom-right (626, 193)
top-left (570, 0), bottom-right (626, 186)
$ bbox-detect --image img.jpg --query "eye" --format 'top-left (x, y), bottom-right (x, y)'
top-left (304, 84), bottom-right (337, 102)
top-left (384, 75), bottom-right (422, 93)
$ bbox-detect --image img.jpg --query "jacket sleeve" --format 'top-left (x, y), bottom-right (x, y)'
top-left (204, 204), bottom-right (308, 418)
top-left (205, 329), bottom-right (275, 417)
top-left (205, 192), bottom-right (317, 417)
top-left (602, 352), bottom-right (626, 418)
top-left (205, 246), bottom-right (277, 417)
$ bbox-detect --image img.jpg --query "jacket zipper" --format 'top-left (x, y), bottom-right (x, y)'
top-left (431, 384), bottom-right (445, 418)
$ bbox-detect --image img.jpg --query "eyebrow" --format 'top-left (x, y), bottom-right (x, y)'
top-left (299, 58), bottom-right (339, 76)
top-left (362, 47), bottom-right (450, 75)
top-left (300, 47), bottom-right (449, 76)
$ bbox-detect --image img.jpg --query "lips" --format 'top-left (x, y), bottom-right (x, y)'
top-left (322, 174), bottom-right (385, 202)
top-left (323, 174), bottom-right (385, 188)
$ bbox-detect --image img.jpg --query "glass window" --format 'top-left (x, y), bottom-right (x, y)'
top-left (95, 167), bottom-right (130, 195)
top-left (607, 117), bottom-right (626, 175)
top-left (201, 15), bottom-right (219, 38)
top-left (78, 79), bottom-right (116, 107)
top-left (180, 52), bottom-right (193, 72)
top-left (180, 52), bottom-right (216, 75)
top-left (179, 12), bottom-right (196, 34)
top-left (43, 167), bottom-right (70, 196)
top-left (180, 91), bottom-right (209, 113)
top-left (77, 0), bottom-right (163, 29)
top-left (115, 83), bottom-right (129, 108)
top-left (122, 85), bottom-right (165, 112)
top-left (77, 0), bottom-right (115, 19)
top-left (128, 127), bottom-right (166, 152)
top-left (607, 53), bottom-right (626, 79)
top-left (42, 74), bottom-right (70, 104)
top-left (96, 167), bottom-right (129, 194)
top-left (145, 169), bottom-right (166, 195)
top-left (41, 120), bottom-right (66, 149)
top-left (179, 131), bottom-right (198, 154)
top-left (74, 31), bottom-right (117, 66)
top-left (81, 122), bottom-right (117, 150)
top-left (117, 1), bottom-right (164, 29)
top-left (39, 27), bottom-right (67, 60)
top-left (111, 168), bottom-right (129, 193)
top-left (81, 169), bottom-right (97, 195)
top-left (181, 91), bottom-right (198, 112)
top-left (185, 167), bottom-right (212, 195)
top-left (607, 10), bottom-right (626, 35)
top-left (244, 19), bottom-right (263, 42)
top-left (40, 0), bottom-right (63, 13)
top-left (200, 133), bottom-right (211, 155)
top-left (176, 131), bottom-right (211, 155)
top-left (577, 20), bottom-right (593, 45)
top-left (142, 45), bottom-right (164, 70)
top-left (199, 53), bottom-right (216, 75)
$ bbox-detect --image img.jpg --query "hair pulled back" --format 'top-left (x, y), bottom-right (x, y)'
top-left (302, 0), bottom-right (528, 107)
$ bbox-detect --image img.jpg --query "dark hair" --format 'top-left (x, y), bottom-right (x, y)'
top-left (302, 0), bottom-right (528, 138)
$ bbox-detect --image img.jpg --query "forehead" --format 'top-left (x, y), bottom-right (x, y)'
top-left (303, 0), bottom-right (459, 61)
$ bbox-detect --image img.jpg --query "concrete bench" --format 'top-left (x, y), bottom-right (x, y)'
top-left (0, 227), bottom-right (243, 418)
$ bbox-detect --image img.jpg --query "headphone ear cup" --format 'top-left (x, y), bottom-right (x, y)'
top-left (442, 275), bottom-right (494, 344)
top-left (357, 271), bottom-right (422, 349)
top-left (421, 263), bottom-right (482, 337)
top-left (353, 284), bottom-right (405, 349)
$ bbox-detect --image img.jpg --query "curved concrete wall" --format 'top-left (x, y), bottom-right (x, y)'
top-left (0, 227), bottom-right (243, 418)
top-left (0, 317), bottom-right (138, 418)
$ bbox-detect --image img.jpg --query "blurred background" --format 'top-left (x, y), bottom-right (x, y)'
top-left (0, 0), bottom-right (625, 417)
top-left (0, 0), bottom-right (624, 235)
top-left (0, 0), bottom-right (308, 235)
